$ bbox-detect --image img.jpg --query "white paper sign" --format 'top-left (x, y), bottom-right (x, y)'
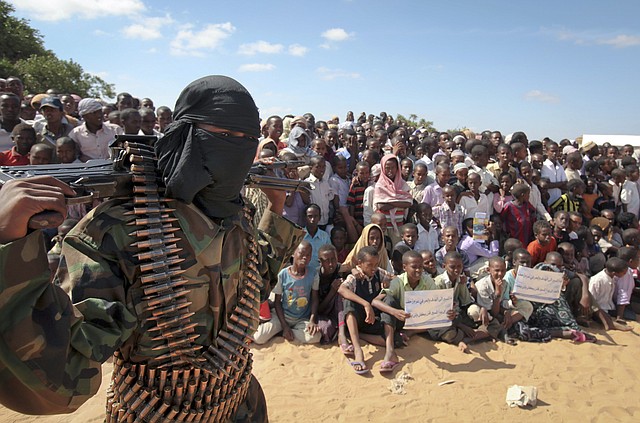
top-left (404, 288), bottom-right (454, 329)
top-left (512, 266), bottom-right (563, 304)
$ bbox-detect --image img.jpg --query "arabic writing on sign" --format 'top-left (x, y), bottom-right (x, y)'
top-left (512, 267), bottom-right (563, 304)
top-left (404, 288), bottom-right (454, 330)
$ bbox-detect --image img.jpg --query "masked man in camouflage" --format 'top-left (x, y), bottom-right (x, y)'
top-left (0, 75), bottom-right (303, 422)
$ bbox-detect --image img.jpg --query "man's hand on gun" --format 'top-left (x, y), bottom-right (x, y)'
top-left (0, 176), bottom-right (75, 243)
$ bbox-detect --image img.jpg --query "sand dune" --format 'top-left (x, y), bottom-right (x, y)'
top-left (1, 323), bottom-right (639, 422)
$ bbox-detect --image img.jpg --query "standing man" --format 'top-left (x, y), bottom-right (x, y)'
top-left (0, 75), bottom-right (303, 422)
top-left (69, 98), bottom-right (123, 160)
top-left (0, 93), bottom-right (24, 152)
top-left (33, 97), bottom-right (75, 148)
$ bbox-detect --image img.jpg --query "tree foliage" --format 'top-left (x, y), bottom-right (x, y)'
top-left (0, 0), bottom-right (115, 98)
top-left (0, 1), bottom-right (46, 61)
top-left (395, 113), bottom-right (437, 133)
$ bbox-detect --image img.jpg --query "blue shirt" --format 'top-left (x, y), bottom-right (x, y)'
top-left (273, 266), bottom-right (319, 320)
top-left (304, 228), bottom-right (331, 273)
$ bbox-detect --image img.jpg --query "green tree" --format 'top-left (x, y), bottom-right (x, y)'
top-left (394, 113), bottom-right (437, 133)
top-left (15, 54), bottom-right (115, 98)
top-left (0, 1), bottom-right (46, 61)
top-left (0, 0), bottom-right (115, 97)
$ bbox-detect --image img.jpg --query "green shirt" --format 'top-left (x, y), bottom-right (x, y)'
top-left (434, 272), bottom-right (474, 308)
top-left (383, 272), bottom-right (437, 309)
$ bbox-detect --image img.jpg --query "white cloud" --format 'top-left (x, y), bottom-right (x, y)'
top-left (11, 0), bottom-right (145, 21)
top-left (238, 41), bottom-right (284, 55)
top-left (321, 28), bottom-right (353, 42)
top-left (93, 29), bottom-right (110, 37)
top-left (122, 15), bottom-right (174, 40)
top-left (170, 22), bottom-right (236, 57)
top-left (238, 63), bottom-right (276, 72)
top-left (544, 27), bottom-right (640, 49)
top-left (316, 67), bottom-right (360, 81)
top-left (524, 90), bottom-right (559, 104)
top-left (598, 34), bottom-right (640, 48)
top-left (288, 44), bottom-right (308, 57)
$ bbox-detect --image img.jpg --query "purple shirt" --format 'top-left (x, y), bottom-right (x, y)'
top-left (459, 234), bottom-right (500, 264)
top-left (422, 182), bottom-right (444, 207)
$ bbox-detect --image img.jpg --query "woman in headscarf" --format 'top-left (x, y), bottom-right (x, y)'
top-left (341, 223), bottom-right (392, 274)
top-left (373, 154), bottom-right (413, 241)
top-left (282, 126), bottom-right (313, 163)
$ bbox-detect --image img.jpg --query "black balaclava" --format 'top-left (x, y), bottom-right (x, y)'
top-left (155, 75), bottom-right (260, 219)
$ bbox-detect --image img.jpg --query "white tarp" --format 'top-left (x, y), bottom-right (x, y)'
top-left (581, 134), bottom-right (640, 147)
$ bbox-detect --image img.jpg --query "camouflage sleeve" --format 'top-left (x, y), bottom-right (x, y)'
top-left (256, 210), bottom-right (305, 301)
top-left (0, 230), bottom-right (123, 415)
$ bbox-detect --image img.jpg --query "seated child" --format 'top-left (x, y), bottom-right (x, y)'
top-left (435, 226), bottom-right (471, 275)
top-left (493, 251), bottom-right (535, 330)
top-left (371, 250), bottom-right (438, 371)
top-left (587, 256), bottom-right (631, 331)
top-left (613, 247), bottom-right (639, 322)
top-left (29, 143), bottom-right (54, 165)
top-left (338, 246), bottom-right (395, 374)
top-left (316, 244), bottom-right (348, 347)
top-left (253, 241), bottom-right (322, 344)
top-left (459, 217), bottom-right (500, 279)
top-left (432, 251), bottom-right (493, 352)
top-left (527, 220), bottom-right (557, 266)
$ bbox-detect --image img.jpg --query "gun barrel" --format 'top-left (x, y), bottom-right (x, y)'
top-left (245, 174), bottom-right (311, 193)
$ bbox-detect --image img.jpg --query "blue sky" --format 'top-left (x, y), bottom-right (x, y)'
top-left (8, 0), bottom-right (640, 140)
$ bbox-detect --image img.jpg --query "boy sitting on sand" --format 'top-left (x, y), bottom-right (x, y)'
top-left (253, 241), bottom-right (322, 344)
top-left (432, 252), bottom-right (493, 352)
top-left (373, 251), bottom-right (439, 344)
top-left (338, 246), bottom-right (395, 374)
top-left (488, 252), bottom-right (535, 331)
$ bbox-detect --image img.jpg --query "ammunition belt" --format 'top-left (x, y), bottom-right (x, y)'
top-left (105, 142), bottom-right (262, 422)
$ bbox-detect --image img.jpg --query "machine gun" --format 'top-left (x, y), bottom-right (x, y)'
top-left (0, 136), bottom-right (311, 229)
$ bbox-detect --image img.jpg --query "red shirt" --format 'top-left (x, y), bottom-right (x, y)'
top-left (527, 237), bottom-right (558, 266)
top-left (0, 147), bottom-right (29, 166)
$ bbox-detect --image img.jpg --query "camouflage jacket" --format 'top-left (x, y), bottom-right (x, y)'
top-left (0, 199), bottom-right (303, 415)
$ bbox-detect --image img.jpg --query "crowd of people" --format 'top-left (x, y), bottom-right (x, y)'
top-left (1, 76), bottom-right (639, 378)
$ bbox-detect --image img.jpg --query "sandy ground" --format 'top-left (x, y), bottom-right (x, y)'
top-left (1, 322), bottom-right (639, 423)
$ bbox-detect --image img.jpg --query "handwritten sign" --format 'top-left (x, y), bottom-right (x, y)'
top-left (404, 288), bottom-right (454, 330)
top-left (512, 266), bottom-right (563, 304)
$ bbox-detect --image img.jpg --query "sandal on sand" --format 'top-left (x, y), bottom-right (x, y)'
top-left (571, 330), bottom-right (597, 343)
top-left (349, 361), bottom-right (369, 375)
top-left (340, 343), bottom-right (355, 356)
top-left (379, 360), bottom-right (401, 374)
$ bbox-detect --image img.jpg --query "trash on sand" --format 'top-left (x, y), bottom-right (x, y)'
top-left (388, 371), bottom-right (413, 395)
top-left (438, 380), bottom-right (456, 386)
top-left (506, 385), bottom-right (538, 408)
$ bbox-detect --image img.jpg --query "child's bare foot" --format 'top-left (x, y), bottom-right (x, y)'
top-left (613, 321), bottom-right (633, 331)
top-left (458, 341), bottom-right (469, 353)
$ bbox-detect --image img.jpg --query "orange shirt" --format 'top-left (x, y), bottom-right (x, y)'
top-left (527, 237), bottom-right (558, 266)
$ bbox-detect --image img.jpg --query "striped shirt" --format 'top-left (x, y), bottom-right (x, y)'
top-left (550, 194), bottom-right (581, 214)
top-left (347, 180), bottom-right (367, 225)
